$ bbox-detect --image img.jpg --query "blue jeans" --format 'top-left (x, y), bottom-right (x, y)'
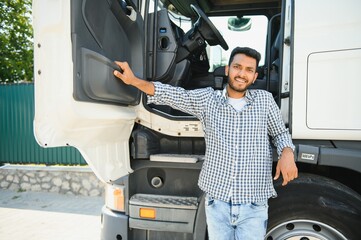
top-left (205, 194), bottom-right (268, 240)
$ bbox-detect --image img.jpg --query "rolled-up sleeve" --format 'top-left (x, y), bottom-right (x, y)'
top-left (147, 82), bottom-right (213, 120)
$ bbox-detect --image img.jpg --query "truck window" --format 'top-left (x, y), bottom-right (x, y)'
top-left (167, 11), bottom-right (268, 71)
top-left (207, 16), bottom-right (268, 71)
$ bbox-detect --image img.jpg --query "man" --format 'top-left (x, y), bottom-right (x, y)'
top-left (114, 47), bottom-right (298, 240)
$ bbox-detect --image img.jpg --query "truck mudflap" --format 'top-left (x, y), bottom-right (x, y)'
top-left (129, 194), bottom-right (198, 233)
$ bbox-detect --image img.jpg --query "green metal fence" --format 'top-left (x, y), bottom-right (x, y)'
top-left (0, 83), bottom-right (86, 165)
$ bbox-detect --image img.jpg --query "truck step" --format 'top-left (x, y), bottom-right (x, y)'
top-left (149, 154), bottom-right (205, 163)
top-left (130, 193), bottom-right (198, 209)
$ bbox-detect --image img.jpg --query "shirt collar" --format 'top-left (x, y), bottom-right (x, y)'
top-left (222, 84), bottom-right (254, 103)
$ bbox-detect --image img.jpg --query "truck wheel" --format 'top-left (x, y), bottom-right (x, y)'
top-left (266, 173), bottom-right (361, 240)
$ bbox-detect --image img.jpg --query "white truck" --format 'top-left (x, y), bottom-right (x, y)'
top-left (33, 0), bottom-right (361, 239)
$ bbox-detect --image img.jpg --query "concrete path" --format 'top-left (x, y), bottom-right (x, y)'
top-left (0, 189), bottom-right (104, 240)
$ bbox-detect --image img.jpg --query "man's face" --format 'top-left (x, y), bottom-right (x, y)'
top-left (225, 53), bottom-right (258, 98)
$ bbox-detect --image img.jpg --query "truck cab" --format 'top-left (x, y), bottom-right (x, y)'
top-left (33, 0), bottom-right (361, 239)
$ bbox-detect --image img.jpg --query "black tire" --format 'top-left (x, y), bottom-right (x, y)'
top-left (267, 173), bottom-right (361, 240)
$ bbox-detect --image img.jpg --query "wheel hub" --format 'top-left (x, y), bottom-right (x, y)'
top-left (265, 219), bottom-right (347, 240)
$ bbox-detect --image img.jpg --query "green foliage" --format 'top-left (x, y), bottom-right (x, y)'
top-left (0, 0), bottom-right (33, 83)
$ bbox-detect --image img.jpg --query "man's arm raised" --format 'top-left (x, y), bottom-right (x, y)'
top-left (113, 61), bottom-right (155, 96)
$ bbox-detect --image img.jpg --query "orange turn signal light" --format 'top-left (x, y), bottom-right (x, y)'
top-left (105, 184), bottom-right (125, 212)
top-left (113, 188), bottom-right (124, 212)
top-left (139, 208), bottom-right (156, 219)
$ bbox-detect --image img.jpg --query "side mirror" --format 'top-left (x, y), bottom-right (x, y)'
top-left (227, 17), bottom-right (252, 31)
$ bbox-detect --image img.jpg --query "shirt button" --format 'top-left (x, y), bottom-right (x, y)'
top-left (235, 144), bottom-right (238, 148)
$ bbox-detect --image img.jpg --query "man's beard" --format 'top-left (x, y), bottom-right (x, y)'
top-left (228, 76), bottom-right (251, 93)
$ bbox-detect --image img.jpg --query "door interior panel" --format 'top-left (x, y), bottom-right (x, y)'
top-left (71, 0), bottom-right (143, 105)
top-left (81, 48), bottom-right (138, 102)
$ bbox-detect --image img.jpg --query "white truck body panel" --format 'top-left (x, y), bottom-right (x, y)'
top-left (307, 49), bottom-right (361, 130)
top-left (291, 0), bottom-right (361, 140)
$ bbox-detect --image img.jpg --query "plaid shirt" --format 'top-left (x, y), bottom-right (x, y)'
top-left (148, 82), bottom-right (295, 204)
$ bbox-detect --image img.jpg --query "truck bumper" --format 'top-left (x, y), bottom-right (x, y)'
top-left (101, 206), bottom-right (128, 240)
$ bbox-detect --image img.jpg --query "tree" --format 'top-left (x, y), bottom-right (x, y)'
top-left (0, 0), bottom-right (33, 83)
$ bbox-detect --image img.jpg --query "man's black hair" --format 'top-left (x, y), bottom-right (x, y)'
top-left (228, 47), bottom-right (261, 67)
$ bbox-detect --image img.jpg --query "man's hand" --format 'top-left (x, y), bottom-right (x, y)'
top-left (113, 61), bottom-right (137, 85)
top-left (113, 61), bottom-right (155, 96)
top-left (274, 147), bottom-right (298, 186)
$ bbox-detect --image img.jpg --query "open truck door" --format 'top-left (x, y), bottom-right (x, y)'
top-left (33, 0), bottom-right (144, 182)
